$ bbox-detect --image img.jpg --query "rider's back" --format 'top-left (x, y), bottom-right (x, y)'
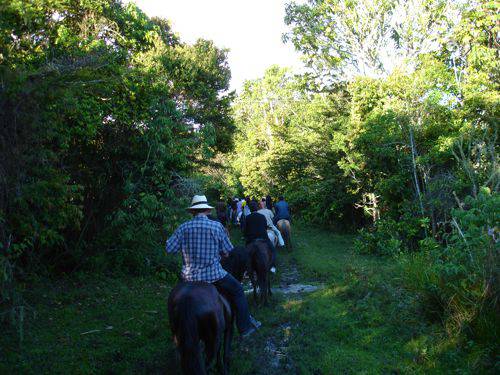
top-left (274, 200), bottom-right (290, 220)
top-left (168, 215), bottom-right (229, 282)
top-left (244, 212), bottom-right (268, 243)
top-left (257, 208), bottom-right (274, 227)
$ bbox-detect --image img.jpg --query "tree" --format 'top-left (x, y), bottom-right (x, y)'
top-left (231, 66), bottom-right (357, 226)
top-left (284, 0), bottom-right (462, 85)
top-left (0, 0), bottom-right (234, 273)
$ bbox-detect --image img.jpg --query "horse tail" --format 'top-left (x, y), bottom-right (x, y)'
top-left (259, 269), bottom-right (268, 304)
top-left (176, 299), bottom-right (205, 375)
top-left (203, 309), bottom-right (222, 370)
top-left (279, 220), bottom-right (292, 250)
top-left (251, 243), bottom-right (269, 304)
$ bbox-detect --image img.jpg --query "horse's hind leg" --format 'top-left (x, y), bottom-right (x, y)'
top-left (250, 271), bottom-right (258, 304)
top-left (259, 273), bottom-right (268, 306)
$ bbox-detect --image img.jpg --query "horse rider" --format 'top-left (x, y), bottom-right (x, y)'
top-left (166, 195), bottom-right (260, 338)
top-left (273, 195), bottom-right (291, 225)
top-left (244, 200), bottom-right (277, 273)
top-left (215, 200), bottom-right (228, 230)
top-left (239, 197), bottom-right (251, 230)
top-left (258, 199), bottom-right (285, 247)
top-left (230, 198), bottom-right (238, 225)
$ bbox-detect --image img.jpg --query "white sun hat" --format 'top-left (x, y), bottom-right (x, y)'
top-left (187, 195), bottom-right (214, 210)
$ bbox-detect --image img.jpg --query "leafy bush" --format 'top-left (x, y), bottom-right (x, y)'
top-left (355, 214), bottom-right (429, 255)
top-left (355, 219), bottom-right (402, 256)
top-left (401, 189), bottom-right (499, 345)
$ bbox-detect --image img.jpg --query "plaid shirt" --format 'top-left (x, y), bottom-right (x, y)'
top-left (166, 215), bottom-right (233, 282)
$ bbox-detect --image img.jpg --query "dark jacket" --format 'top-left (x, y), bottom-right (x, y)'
top-left (244, 212), bottom-right (268, 244)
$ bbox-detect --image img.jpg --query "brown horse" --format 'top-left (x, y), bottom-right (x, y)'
top-left (168, 282), bottom-right (233, 375)
top-left (277, 219), bottom-right (292, 251)
top-left (247, 240), bottom-right (273, 305)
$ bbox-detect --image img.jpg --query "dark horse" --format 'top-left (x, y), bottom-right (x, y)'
top-left (168, 282), bottom-right (233, 375)
top-left (220, 245), bottom-right (248, 282)
top-left (247, 240), bottom-right (273, 305)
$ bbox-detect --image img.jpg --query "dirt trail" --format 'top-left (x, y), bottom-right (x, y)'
top-left (279, 260), bottom-right (300, 285)
top-left (249, 258), bottom-right (317, 375)
top-left (234, 234), bottom-right (330, 374)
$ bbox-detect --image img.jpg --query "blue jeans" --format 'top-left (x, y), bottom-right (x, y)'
top-left (213, 273), bottom-right (253, 334)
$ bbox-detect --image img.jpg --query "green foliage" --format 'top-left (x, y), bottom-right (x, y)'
top-left (355, 219), bottom-right (403, 256)
top-left (231, 66), bottom-right (357, 228)
top-left (355, 214), bottom-right (432, 255)
top-left (284, 0), bottom-right (461, 84)
top-left (1, 0), bottom-right (498, 370)
top-left (0, 0), bottom-right (233, 273)
top-left (1, 275), bottom-right (177, 374)
top-left (401, 190), bottom-right (499, 346)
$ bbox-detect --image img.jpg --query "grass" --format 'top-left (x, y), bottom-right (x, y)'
top-left (1, 276), bottom-right (176, 374)
top-left (1, 225), bottom-right (490, 374)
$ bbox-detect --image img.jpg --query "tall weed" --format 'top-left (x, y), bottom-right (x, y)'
top-left (401, 189), bottom-right (499, 345)
top-left (0, 254), bottom-right (28, 343)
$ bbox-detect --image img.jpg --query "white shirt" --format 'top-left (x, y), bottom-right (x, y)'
top-left (257, 208), bottom-right (274, 228)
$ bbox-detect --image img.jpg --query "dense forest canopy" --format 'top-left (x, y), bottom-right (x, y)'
top-left (0, 0), bottom-right (498, 370)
